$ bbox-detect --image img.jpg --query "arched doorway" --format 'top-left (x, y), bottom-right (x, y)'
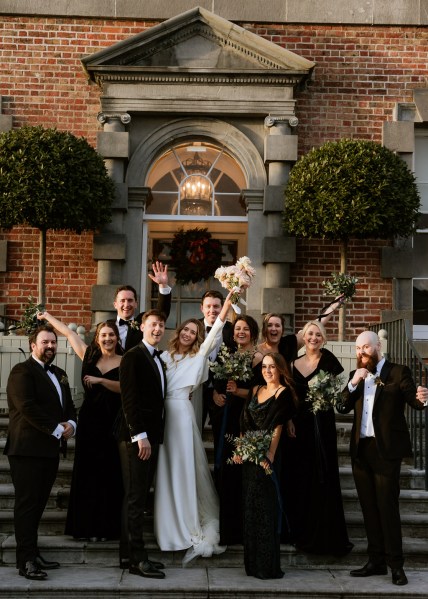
top-left (144, 138), bottom-right (249, 328)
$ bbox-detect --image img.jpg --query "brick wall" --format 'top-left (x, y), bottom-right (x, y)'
top-left (1, 16), bottom-right (424, 334)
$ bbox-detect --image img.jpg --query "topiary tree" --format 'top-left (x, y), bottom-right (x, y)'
top-left (283, 138), bottom-right (421, 339)
top-left (0, 125), bottom-right (115, 306)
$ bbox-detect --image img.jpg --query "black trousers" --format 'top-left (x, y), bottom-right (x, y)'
top-left (8, 454), bottom-right (59, 569)
top-left (126, 442), bottom-right (159, 565)
top-left (352, 437), bottom-right (403, 568)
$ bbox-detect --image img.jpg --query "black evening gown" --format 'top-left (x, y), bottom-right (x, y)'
top-left (214, 374), bottom-right (253, 546)
top-left (282, 348), bottom-right (353, 555)
top-left (241, 387), bottom-right (295, 579)
top-left (65, 356), bottom-right (123, 539)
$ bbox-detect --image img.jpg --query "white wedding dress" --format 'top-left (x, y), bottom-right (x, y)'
top-left (154, 317), bottom-right (227, 563)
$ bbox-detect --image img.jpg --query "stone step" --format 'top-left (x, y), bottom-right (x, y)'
top-left (1, 534), bottom-right (428, 569)
top-left (345, 512), bottom-right (428, 538)
top-left (0, 564), bottom-right (427, 599)
top-left (342, 488), bottom-right (428, 514)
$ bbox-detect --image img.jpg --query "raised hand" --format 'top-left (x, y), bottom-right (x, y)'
top-left (148, 261), bottom-right (169, 288)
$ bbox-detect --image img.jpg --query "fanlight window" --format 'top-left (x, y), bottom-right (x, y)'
top-left (146, 141), bottom-right (246, 217)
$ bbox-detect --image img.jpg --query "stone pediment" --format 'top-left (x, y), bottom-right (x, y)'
top-left (82, 6), bottom-right (314, 87)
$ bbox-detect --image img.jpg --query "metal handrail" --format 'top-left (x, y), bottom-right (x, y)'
top-left (368, 319), bottom-right (428, 490)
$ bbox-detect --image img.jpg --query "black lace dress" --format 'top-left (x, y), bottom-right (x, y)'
top-left (240, 386), bottom-right (295, 579)
top-left (282, 349), bottom-right (353, 555)
top-left (65, 352), bottom-right (123, 540)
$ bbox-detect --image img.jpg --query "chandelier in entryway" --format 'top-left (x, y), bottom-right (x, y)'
top-left (178, 151), bottom-right (214, 215)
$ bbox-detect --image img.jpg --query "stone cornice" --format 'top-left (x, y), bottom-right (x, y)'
top-left (1, 1), bottom-right (427, 26)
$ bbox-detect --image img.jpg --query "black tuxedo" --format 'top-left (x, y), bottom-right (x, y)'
top-left (201, 319), bottom-right (234, 451)
top-left (120, 342), bottom-right (166, 564)
top-left (337, 360), bottom-right (425, 568)
top-left (122, 291), bottom-right (171, 352)
top-left (4, 357), bottom-right (76, 569)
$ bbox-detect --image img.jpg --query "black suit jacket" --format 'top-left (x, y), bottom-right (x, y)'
top-left (123, 291), bottom-right (171, 352)
top-left (200, 318), bottom-right (234, 348)
top-left (4, 357), bottom-right (76, 458)
top-left (120, 343), bottom-right (166, 445)
top-left (337, 360), bottom-right (425, 460)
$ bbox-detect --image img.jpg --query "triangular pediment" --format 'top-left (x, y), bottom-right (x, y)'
top-left (82, 6), bottom-right (314, 85)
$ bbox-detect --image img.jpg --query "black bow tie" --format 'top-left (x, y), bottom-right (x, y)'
top-left (44, 363), bottom-right (54, 373)
top-left (206, 326), bottom-right (212, 333)
top-left (153, 349), bottom-right (163, 359)
top-left (119, 318), bottom-right (131, 326)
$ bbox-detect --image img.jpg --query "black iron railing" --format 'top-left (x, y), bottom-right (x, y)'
top-left (369, 319), bottom-right (428, 490)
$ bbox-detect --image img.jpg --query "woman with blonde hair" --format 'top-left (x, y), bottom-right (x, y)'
top-left (284, 319), bottom-right (353, 555)
top-left (154, 291), bottom-right (234, 563)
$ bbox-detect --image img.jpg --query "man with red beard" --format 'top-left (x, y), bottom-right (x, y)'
top-left (337, 330), bottom-right (427, 586)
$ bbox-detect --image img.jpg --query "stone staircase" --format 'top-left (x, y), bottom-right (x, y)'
top-left (1, 413), bottom-right (427, 597)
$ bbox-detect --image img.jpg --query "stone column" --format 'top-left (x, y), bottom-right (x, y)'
top-left (91, 112), bottom-right (131, 324)
top-left (242, 189), bottom-right (264, 326)
top-left (262, 116), bottom-right (299, 331)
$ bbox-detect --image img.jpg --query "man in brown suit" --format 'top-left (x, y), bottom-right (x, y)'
top-left (5, 325), bottom-right (77, 580)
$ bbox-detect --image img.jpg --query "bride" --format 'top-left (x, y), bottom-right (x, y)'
top-left (154, 290), bottom-right (234, 563)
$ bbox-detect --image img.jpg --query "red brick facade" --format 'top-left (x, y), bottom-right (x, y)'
top-left (2, 16), bottom-right (425, 335)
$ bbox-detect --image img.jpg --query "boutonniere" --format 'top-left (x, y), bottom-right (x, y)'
top-left (129, 320), bottom-right (140, 331)
top-left (60, 374), bottom-right (69, 386)
top-left (374, 376), bottom-right (384, 387)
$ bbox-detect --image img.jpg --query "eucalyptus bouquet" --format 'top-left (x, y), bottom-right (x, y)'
top-left (209, 343), bottom-right (253, 382)
top-left (21, 296), bottom-right (44, 334)
top-left (214, 256), bottom-right (256, 313)
top-left (322, 272), bottom-right (358, 302)
top-left (306, 370), bottom-right (344, 413)
top-left (226, 429), bottom-right (275, 475)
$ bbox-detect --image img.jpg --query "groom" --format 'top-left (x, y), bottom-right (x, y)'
top-left (120, 308), bottom-right (167, 579)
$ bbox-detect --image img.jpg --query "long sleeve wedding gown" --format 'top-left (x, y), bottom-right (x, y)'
top-left (154, 316), bottom-right (227, 563)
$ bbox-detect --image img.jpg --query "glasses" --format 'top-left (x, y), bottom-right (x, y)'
top-left (261, 364), bottom-right (276, 371)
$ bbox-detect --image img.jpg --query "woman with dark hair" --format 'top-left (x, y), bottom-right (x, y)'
top-left (37, 311), bottom-right (123, 541)
top-left (154, 292), bottom-right (234, 563)
top-left (236, 352), bottom-right (297, 579)
top-left (212, 315), bottom-right (263, 545)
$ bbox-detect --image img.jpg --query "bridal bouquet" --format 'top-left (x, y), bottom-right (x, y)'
top-left (306, 370), bottom-right (344, 413)
top-left (322, 272), bottom-right (358, 302)
top-left (226, 429), bottom-right (275, 475)
top-left (209, 343), bottom-right (253, 382)
top-left (214, 256), bottom-right (256, 314)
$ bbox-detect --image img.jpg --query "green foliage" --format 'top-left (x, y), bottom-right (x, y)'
top-left (0, 126), bottom-right (115, 232)
top-left (20, 296), bottom-right (44, 334)
top-left (322, 272), bottom-right (358, 301)
top-left (283, 139), bottom-right (421, 241)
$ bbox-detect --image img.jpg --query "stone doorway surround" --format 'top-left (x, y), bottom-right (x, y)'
top-left (81, 6), bottom-right (314, 327)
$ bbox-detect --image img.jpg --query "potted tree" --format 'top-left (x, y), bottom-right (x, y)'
top-left (283, 138), bottom-right (421, 340)
top-left (0, 125), bottom-right (115, 307)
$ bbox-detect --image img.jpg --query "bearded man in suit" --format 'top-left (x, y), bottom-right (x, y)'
top-left (5, 325), bottom-right (77, 580)
top-left (337, 330), bottom-right (427, 586)
top-left (120, 309), bottom-right (167, 579)
top-left (114, 261), bottom-right (171, 352)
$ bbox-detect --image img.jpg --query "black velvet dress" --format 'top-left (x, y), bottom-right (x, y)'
top-left (214, 373), bottom-right (253, 546)
top-left (240, 386), bottom-right (295, 579)
top-left (282, 349), bottom-right (353, 555)
top-left (65, 351), bottom-right (123, 540)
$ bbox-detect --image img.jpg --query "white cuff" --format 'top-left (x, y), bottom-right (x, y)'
top-left (131, 432), bottom-right (148, 442)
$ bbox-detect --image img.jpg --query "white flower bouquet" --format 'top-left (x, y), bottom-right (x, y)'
top-left (306, 370), bottom-right (344, 413)
top-left (226, 429), bottom-right (275, 475)
top-left (214, 256), bottom-right (256, 314)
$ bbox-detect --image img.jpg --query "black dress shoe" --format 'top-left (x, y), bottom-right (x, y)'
top-left (148, 559), bottom-right (165, 570)
top-left (35, 555), bottom-right (60, 570)
top-left (129, 560), bottom-right (165, 579)
top-left (19, 561), bottom-right (48, 580)
top-left (391, 567), bottom-right (408, 586)
top-left (350, 562), bottom-right (388, 577)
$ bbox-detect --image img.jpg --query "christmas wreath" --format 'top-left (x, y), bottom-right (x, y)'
top-left (170, 228), bottom-right (223, 285)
